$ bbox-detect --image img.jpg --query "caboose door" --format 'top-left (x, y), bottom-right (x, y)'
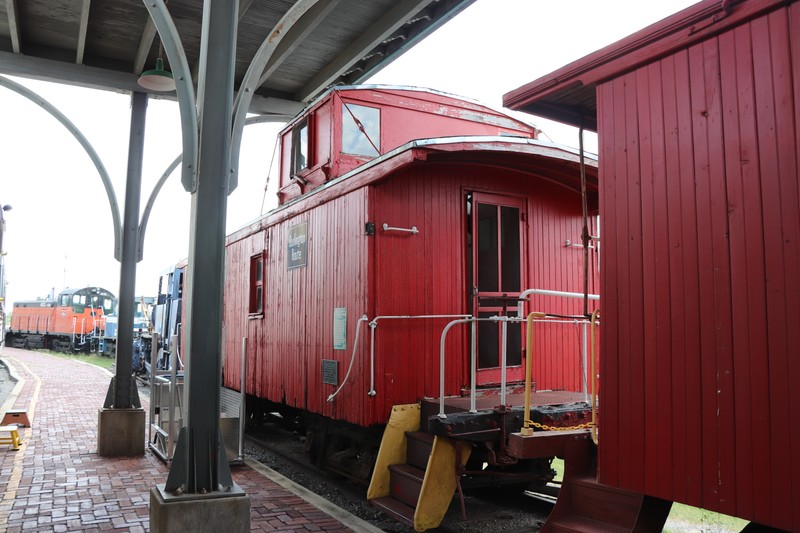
top-left (469, 192), bottom-right (526, 386)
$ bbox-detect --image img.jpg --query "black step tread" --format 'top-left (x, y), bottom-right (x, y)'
top-left (549, 515), bottom-right (628, 533)
top-left (371, 496), bottom-right (414, 526)
top-left (405, 431), bottom-right (435, 470)
top-left (388, 463), bottom-right (425, 482)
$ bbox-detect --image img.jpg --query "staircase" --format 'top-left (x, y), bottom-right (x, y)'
top-left (368, 404), bottom-right (470, 532)
top-left (508, 432), bottom-right (672, 533)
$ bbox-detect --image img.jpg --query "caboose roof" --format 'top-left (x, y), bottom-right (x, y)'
top-left (280, 84), bottom-right (539, 134)
top-left (227, 136), bottom-right (598, 244)
top-left (502, 0), bottom-right (781, 130)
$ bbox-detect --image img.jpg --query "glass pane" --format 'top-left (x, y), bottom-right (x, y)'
top-left (478, 312), bottom-right (498, 369)
top-left (506, 311), bottom-right (522, 366)
top-left (256, 287), bottom-right (263, 313)
top-left (292, 121), bottom-right (308, 174)
top-left (342, 104), bottom-right (380, 156)
top-left (500, 206), bottom-right (521, 292)
top-left (477, 204), bottom-right (498, 292)
top-left (256, 259), bottom-right (263, 282)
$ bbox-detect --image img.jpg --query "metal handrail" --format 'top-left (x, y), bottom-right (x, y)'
top-left (369, 314), bottom-right (470, 397)
top-left (438, 315), bottom-right (525, 418)
top-left (382, 223), bottom-right (419, 234)
top-left (326, 314), bottom-right (471, 402)
top-left (326, 315), bottom-right (369, 402)
top-left (438, 314), bottom-right (595, 420)
top-left (521, 311), bottom-right (546, 435)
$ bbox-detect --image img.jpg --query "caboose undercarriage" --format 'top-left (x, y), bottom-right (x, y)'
top-left (369, 395), bottom-right (672, 532)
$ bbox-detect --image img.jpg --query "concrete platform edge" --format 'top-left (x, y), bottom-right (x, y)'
top-left (244, 457), bottom-right (385, 533)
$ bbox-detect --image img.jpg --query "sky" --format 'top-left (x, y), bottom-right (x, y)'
top-left (0, 0), bottom-right (697, 309)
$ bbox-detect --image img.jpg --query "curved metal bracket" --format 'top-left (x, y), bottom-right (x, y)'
top-left (229, 0), bottom-right (323, 194)
top-left (137, 155), bottom-right (182, 262)
top-left (137, 116), bottom-right (284, 261)
top-left (0, 75), bottom-right (123, 260)
top-left (140, 0), bottom-right (198, 193)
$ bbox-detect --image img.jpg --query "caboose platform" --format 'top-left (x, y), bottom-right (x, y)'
top-left (421, 386), bottom-right (591, 437)
top-left (0, 347), bottom-right (380, 533)
top-left (436, 387), bottom-right (587, 412)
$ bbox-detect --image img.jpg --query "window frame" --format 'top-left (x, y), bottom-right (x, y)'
top-left (341, 103), bottom-right (381, 157)
top-left (248, 252), bottom-right (265, 317)
top-left (291, 116), bottom-right (311, 176)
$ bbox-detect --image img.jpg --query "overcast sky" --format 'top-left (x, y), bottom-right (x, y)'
top-left (0, 0), bottom-right (697, 309)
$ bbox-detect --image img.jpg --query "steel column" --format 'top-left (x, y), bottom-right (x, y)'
top-left (108, 91), bottom-right (148, 409)
top-left (164, 0), bottom-right (238, 494)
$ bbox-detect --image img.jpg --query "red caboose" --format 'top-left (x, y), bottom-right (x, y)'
top-left (221, 85), bottom-right (599, 527)
top-left (506, 0), bottom-right (800, 531)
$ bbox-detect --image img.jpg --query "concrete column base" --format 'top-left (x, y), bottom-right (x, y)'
top-left (150, 483), bottom-right (250, 533)
top-left (97, 407), bottom-right (145, 456)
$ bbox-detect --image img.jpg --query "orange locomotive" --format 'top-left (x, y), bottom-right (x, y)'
top-left (6, 286), bottom-right (115, 352)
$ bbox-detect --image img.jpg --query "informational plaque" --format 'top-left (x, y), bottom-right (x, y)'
top-left (333, 307), bottom-right (347, 350)
top-left (287, 221), bottom-right (308, 269)
top-left (322, 360), bottom-right (338, 385)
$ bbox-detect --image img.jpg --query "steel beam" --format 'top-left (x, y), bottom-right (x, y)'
top-left (164, 0), bottom-right (238, 495)
top-left (109, 91), bottom-right (148, 409)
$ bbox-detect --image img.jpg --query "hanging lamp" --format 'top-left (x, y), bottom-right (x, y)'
top-left (138, 56), bottom-right (175, 92)
top-left (138, 0), bottom-right (175, 92)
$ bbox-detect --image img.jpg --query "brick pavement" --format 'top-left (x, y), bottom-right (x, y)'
top-left (0, 347), bottom-right (379, 533)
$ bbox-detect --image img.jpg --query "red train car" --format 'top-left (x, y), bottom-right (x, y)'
top-left (220, 86), bottom-right (599, 516)
top-left (6, 286), bottom-right (116, 352)
top-left (505, 0), bottom-right (799, 531)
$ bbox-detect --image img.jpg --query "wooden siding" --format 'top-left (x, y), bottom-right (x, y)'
top-left (370, 163), bottom-right (595, 422)
top-left (224, 157), bottom-right (596, 428)
top-left (222, 189), bottom-right (372, 426)
top-left (598, 5), bottom-right (800, 529)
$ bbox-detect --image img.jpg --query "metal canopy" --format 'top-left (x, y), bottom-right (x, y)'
top-left (0, 0), bottom-right (474, 117)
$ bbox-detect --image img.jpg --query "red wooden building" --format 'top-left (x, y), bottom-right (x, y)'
top-left (221, 86), bottom-right (599, 431)
top-left (505, 1), bottom-right (799, 530)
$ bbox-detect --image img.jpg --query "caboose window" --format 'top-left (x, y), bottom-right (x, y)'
top-left (291, 118), bottom-right (309, 175)
top-left (342, 104), bottom-right (380, 157)
top-left (249, 254), bottom-right (264, 315)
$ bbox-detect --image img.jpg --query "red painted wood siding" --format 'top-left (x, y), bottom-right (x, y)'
top-left (598, 5), bottom-right (800, 529)
top-left (369, 163), bottom-right (593, 423)
top-left (224, 158), bottom-right (596, 427)
top-left (223, 189), bottom-right (373, 426)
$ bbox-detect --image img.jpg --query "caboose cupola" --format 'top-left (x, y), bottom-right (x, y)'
top-left (277, 85), bottom-right (539, 204)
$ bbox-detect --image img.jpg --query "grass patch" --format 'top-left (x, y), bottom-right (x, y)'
top-left (551, 457), bottom-right (564, 482)
top-left (36, 350), bottom-right (116, 370)
top-left (664, 503), bottom-right (749, 532)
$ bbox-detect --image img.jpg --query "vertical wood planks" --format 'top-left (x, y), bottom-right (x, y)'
top-left (596, 5), bottom-right (799, 529)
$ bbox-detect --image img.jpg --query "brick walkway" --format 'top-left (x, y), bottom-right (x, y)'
top-left (0, 347), bottom-right (379, 533)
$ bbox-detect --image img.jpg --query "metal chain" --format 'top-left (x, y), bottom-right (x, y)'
top-left (528, 420), bottom-right (595, 431)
